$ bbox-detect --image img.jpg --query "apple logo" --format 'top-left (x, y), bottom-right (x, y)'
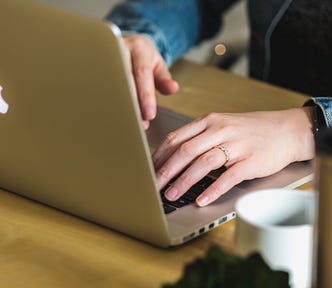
top-left (0, 85), bottom-right (9, 114)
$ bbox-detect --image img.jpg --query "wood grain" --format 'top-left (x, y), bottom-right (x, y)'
top-left (0, 60), bottom-right (311, 288)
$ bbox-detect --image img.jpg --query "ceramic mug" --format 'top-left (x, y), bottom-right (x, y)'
top-left (234, 189), bottom-right (315, 288)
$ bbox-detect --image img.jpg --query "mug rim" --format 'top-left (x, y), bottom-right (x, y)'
top-left (235, 188), bottom-right (314, 231)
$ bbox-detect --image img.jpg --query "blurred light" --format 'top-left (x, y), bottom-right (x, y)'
top-left (214, 43), bottom-right (227, 56)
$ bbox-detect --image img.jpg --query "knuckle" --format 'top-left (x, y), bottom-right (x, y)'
top-left (135, 65), bottom-right (151, 78)
top-left (226, 169), bottom-right (241, 185)
top-left (157, 166), bottom-right (172, 180)
top-left (128, 36), bottom-right (146, 47)
top-left (139, 90), bottom-right (152, 101)
top-left (177, 174), bottom-right (193, 190)
top-left (164, 131), bottom-right (178, 146)
top-left (208, 183), bottom-right (224, 198)
top-left (123, 47), bottom-right (131, 59)
top-left (179, 142), bottom-right (195, 158)
top-left (200, 153), bottom-right (218, 167)
top-left (200, 114), bottom-right (210, 123)
top-left (134, 37), bottom-right (145, 46)
top-left (199, 112), bottom-right (219, 126)
top-left (205, 112), bottom-right (218, 121)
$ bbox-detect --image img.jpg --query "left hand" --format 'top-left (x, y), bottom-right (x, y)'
top-left (152, 107), bottom-right (314, 207)
top-left (120, 34), bottom-right (179, 129)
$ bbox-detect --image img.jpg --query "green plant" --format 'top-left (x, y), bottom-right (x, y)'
top-left (163, 246), bottom-right (290, 288)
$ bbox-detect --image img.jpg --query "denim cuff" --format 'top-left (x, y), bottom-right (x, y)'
top-left (106, 18), bottom-right (172, 66)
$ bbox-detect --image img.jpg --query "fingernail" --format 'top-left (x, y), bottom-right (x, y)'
top-left (142, 121), bottom-right (150, 130)
top-left (145, 107), bottom-right (156, 120)
top-left (166, 187), bottom-right (178, 200)
top-left (197, 195), bottom-right (209, 206)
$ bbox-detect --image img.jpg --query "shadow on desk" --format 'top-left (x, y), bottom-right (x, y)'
top-left (0, 188), bottom-right (234, 288)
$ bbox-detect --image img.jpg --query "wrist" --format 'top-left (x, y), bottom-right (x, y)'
top-left (286, 107), bottom-right (315, 162)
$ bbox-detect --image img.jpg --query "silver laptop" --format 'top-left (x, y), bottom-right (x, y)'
top-left (0, 0), bottom-right (312, 247)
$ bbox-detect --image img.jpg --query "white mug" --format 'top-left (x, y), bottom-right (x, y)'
top-left (234, 189), bottom-right (315, 288)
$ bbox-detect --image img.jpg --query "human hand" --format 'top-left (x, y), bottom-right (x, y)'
top-left (121, 34), bottom-right (179, 129)
top-left (153, 107), bottom-right (315, 206)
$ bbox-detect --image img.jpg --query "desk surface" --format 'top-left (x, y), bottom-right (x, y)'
top-left (0, 60), bottom-right (310, 288)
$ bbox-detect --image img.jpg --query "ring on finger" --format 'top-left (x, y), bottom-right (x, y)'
top-left (215, 144), bottom-right (230, 164)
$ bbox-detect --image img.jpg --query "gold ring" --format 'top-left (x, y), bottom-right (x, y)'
top-left (215, 145), bottom-right (230, 164)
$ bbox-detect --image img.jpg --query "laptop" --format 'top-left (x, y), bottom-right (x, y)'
top-left (0, 0), bottom-right (312, 247)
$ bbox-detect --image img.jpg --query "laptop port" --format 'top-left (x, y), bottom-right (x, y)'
top-left (183, 232), bottom-right (196, 242)
top-left (218, 216), bottom-right (227, 224)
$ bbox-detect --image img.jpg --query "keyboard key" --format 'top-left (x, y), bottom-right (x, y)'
top-left (163, 203), bottom-right (176, 214)
top-left (197, 176), bottom-right (214, 188)
top-left (160, 175), bottom-right (217, 214)
top-left (182, 191), bottom-right (198, 202)
top-left (169, 198), bottom-right (190, 208)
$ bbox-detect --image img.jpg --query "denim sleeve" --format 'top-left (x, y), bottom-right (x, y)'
top-left (105, 0), bottom-right (221, 66)
top-left (305, 97), bottom-right (332, 127)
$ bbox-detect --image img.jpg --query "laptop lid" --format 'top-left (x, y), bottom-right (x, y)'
top-left (0, 0), bottom-right (172, 247)
top-left (0, 0), bottom-right (313, 247)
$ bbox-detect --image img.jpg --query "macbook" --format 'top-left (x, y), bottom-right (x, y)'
top-left (0, 0), bottom-right (312, 247)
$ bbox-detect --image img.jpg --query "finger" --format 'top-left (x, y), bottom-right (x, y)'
top-left (142, 119), bottom-right (150, 130)
top-left (152, 117), bottom-right (208, 170)
top-left (122, 46), bottom-right (133, 74)
top-left (154, 62), bottom-right (179, 95)
top-left (196, 160), bottom-right (253, 207)
top-left (155, 129), bottom-right (227, 190)
top-left (131, 48), bottom-right (157, 121)
top-left (164, 146), bottom-right (228, 201)
top-left (120, 44), bottom-right (138, 97)
top-left (156, 78), bottom-right (179, 95)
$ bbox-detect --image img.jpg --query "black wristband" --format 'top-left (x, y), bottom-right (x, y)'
top-left (312, 105), bottom-right (326, 134)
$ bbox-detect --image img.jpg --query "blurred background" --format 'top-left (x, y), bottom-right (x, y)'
top-left (40, 0), bottom-right (249, 77)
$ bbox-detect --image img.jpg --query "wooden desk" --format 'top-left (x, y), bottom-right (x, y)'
top-left (0, 60), bottom-right (310, 288)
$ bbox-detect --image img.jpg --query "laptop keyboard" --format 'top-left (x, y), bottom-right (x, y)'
top-left (160, 175), bottom-right (215, 214)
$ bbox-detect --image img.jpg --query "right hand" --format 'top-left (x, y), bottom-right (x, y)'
top-left (121, 34), bottom-right (179, 129)
top-left (153, 108), bottom-right (315, 207)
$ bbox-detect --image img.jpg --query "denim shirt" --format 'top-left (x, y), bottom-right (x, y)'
top-left (106, 0), bottom-right (332, 127)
